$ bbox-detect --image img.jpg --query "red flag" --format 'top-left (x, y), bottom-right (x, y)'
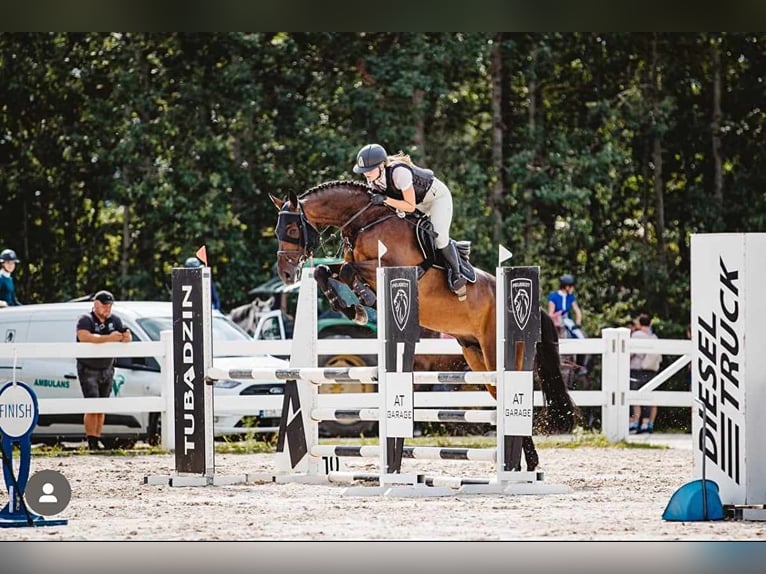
top-left (195, 245), bottom-right (208, 266)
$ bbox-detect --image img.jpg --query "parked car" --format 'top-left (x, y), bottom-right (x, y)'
top-left (0, 301), bottom-right (288, 447)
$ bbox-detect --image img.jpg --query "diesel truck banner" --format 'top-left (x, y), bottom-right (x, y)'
top-left (690, 233), bottom-right (766, 506)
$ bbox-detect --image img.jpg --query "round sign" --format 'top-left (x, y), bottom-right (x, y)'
top-left (0, 381), bottom-right (39, 439)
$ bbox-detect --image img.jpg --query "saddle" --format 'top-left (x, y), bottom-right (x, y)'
top-left (411, 215), bottom-right (477, 284)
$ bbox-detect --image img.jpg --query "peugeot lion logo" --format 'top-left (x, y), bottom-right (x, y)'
top-left (390, 278), bottom-right (411, 332)
top-left (510, 278), bottom-right (532, 331)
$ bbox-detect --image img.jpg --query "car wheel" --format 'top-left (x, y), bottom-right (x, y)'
top-left (318, 334), bottom-right (378, 438)
top-left (146, 412), bottom-right (161, 446)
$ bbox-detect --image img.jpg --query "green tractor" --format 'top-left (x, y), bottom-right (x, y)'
top-left (231, 258), bottom-right (379, 437)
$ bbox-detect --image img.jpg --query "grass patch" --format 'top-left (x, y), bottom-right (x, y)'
top-left (27, 428), bottom-right (668, 458)
top-left (215, 434), bottom-right (276, 455)
top-left (31, 443), bottom-right (169, 457)
top-left (321, 430), bottom-right (668, 450)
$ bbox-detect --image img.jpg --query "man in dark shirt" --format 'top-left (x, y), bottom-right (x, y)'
top-left (76, 290), bottom-right (132, 450)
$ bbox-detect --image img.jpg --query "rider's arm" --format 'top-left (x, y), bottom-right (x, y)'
top-left (382, 166), bottom-right (417, 213)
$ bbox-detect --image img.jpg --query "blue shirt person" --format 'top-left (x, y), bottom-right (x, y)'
top-left (546, 274), bottom-right (583, 339)
top-left (0, 249), bottom-right (22, 307)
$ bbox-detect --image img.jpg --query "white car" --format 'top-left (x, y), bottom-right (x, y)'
top-left (0, 301), bottom-right (287, 447)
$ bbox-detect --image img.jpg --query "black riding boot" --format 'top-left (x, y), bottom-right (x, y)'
top-left (439, 243), bottom-right (467, 298)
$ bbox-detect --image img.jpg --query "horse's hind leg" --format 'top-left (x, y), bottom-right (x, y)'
top-left (523, 437), bottom-right (539, 471)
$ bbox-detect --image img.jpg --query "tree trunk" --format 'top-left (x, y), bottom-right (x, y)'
top-left (711, 37), bottom-right (724, 222)
top-left (650, 35), bottom-right (666, 272)
top-left (489, 33), bottom-right (504, 246)
top-left (121, 204), bottom-right (130, 300)
top-left (413, 87), bottom-right (426, 162)
top-left (524, 40), bottom-right (538, 251)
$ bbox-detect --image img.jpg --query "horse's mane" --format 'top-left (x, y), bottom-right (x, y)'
top-left (299, 180), bottom-right (373, 200)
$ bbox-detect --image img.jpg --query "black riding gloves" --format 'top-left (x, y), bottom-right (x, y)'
top-left (370, 193), bottom-right (387, 206)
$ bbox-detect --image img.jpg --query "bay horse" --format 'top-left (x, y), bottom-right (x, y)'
top-left (270, 180), bottom-right (578, 470)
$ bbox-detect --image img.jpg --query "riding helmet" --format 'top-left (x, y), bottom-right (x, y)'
top-left (184, 257), bottom-right (203, 268)
top-left (0, 249), bottom-right (19, 263)
top-left (559, 274), bottom-right (576, 287)
top-left (353, 143), bottom-right (388, 174)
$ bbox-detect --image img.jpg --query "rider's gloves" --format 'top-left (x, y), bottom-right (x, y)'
top-left (370, 193), bottom-right (387, 206)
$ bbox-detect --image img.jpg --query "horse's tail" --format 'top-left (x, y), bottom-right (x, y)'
top-left (535, 309), bottom-right (580, 434)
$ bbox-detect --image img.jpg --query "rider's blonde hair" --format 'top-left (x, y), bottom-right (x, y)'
top-left (386, 152), bottom-right (415, 166)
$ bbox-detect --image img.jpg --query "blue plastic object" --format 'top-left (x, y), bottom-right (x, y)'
top-left (662, 479), bottom-right (724, 521)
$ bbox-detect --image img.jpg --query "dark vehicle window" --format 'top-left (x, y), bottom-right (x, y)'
top-left (137, 315), bottom-right (251, 342)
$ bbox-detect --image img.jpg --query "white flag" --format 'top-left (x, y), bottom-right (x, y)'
top-left (378, 240), bottom-right (388, 266)
top-left (498, 244), bottom-right (513, 265)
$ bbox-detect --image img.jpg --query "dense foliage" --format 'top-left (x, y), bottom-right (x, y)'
top-left (1, 33), bottom-right (763, 338)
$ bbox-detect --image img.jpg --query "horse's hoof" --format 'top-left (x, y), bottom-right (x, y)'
top-left (353, 305), bottom-right (369, 325)
top-left (359, 289), bottom-right (376, 307)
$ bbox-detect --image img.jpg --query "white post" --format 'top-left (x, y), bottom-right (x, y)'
top-left (160, 330), bottom-right (174, 451)
top-left (601, 327), bottom-right (631, 442)
top-left (495, 266), bottom-right (506, 479)
top-left (376, 266), bottom-right (390, 483)
top-left (274, 268), bottom-right (320, 475)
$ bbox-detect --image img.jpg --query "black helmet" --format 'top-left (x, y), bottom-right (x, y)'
top-left (353, 143), bottom-right (388, 174)
top-left (559, 274), bottom-right (576, 287)
top-left (185, 257), bottom-right (202, 268)
top-left (0, 249), bottom-right (19, 263)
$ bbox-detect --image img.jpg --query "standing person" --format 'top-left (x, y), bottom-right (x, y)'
top-left (76, 290), bottom-right (132, 451)
top-left (547, 274), bottom-right (588, 376)
top-left (0, 248), bottom-right (22, 307)
top-left (185, 256), bottom-right (222, 311)
top-left (628, 313), bottom-right (662, 434)
top-left (547, 274), bottom-right (583, 338)
top-left (352, 143), bottom-right (466, 297)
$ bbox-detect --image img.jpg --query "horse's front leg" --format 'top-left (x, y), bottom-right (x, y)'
top-left (314, 264), bottom-right (370, 326)
top-left (339, 262), bottom-right (376, 307)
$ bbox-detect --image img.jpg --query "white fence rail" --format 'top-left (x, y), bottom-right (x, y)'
top-left (0, 327), bottom-right (692, 446)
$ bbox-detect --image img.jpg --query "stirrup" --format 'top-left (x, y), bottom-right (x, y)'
top-left (450, 279), bottom-right (467, 302)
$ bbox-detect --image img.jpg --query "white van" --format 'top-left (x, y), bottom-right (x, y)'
top-left (0, 301), bottom-right (288, 447)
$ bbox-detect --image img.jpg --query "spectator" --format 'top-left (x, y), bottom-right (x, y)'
top-left (185, 256), bottom-right (222, 311)
top-left (547, 274), bottom-right (588, 376)
top-left (76, 290), bottom-right (132, 451)
top-left (629, 313), bottom-right (662, 434)
top-left (0, 248), bottom-right (22, 307)
top-left (547, 274), bottom-right (584, 339)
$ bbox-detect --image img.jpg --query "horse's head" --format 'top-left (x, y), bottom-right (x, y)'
top-left (270, 191), bottom-right (320, 285)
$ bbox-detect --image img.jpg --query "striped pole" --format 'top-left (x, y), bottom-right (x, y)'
top-left (207, 366), bottom-right (378, 384)
top-left (311, 445), bottom-right (497, 462)
top-left (311, 408), bottom-right (496, 424)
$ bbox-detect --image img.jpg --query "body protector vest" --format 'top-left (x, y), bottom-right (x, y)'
top-left (384, 162), bottom-right (434, 203)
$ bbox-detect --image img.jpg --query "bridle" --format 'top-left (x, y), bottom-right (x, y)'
top-left (275, 202), bottom-right (320, 269)
top-left (276, 194), bottom-right (380, 267)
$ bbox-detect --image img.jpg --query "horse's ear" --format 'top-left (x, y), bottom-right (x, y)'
top-left (288, 190), bottom-right (299, 208)
top-left (269, 194), bottom-right (285, 211)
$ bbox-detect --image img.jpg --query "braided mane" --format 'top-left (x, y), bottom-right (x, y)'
top-left (299, 180), bottom-right (373, 199)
